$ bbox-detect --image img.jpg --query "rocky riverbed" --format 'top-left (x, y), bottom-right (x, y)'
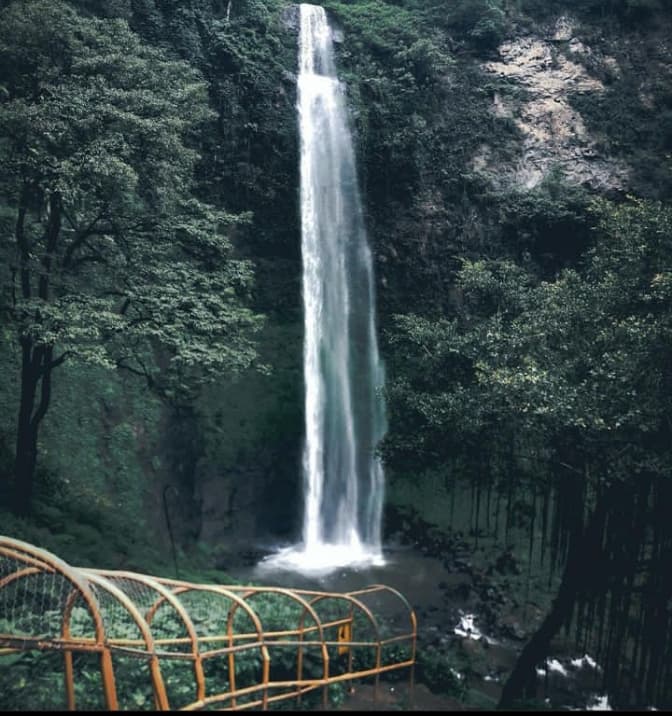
top-left (228, 504), bottom-right (612, 711)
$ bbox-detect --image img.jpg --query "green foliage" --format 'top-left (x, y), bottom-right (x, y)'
top-left (416, 645), bottom-right (468, 698)
top-left (518, 0), bottom-right (670, 22)
top-left (384, 199), bottom-right (672, 712)
top-left (569, 76), bottom-right (672, 200)
top-left (466, 199), bottom-right (672, 440)
top-left (440, 0), bottom-right (508, 51)
top-left (195, 321), bottom-right (303, 540)
top-left (0, 651), bottom-right (72, 710)
top-left (493, 170), bottom-right (593, 273)
top-left (0, 0), bottom-right (262, 398)
top-left (71, 0), bottom-right (133, 19)
top-left (326, 2), bottom-right (422, 59)
top-left (397, 0), bottom-right (508, 53)
top-left (385, 198), bottom-right (672, 487)
top-left (323, 0), bottom-right (457, 184)
top-left (0, 594), bottom-right (349, 711)
top-left (0, 0), bottom-right (303, 546)
top-left (177, 0), bottom-right (302, 267)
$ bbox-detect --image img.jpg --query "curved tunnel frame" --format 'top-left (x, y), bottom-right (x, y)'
top-left (0, 537), bottom-right (416, 711)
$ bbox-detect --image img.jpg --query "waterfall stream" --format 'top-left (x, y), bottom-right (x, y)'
top-left (263, 3), bottom-right (386, 573)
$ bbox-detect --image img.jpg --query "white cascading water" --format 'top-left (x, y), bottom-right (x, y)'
top-left (264, 3), bottom-right (386, 574)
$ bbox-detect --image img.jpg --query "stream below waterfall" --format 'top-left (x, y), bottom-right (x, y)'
top-left (229, 536), bottom-right (615, 711)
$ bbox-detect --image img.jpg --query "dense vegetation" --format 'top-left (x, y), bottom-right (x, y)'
top-left (1, 0), bottom-right (671, 710)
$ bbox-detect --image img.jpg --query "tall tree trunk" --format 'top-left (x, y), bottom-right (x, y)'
top-left (498, 492), bottom-right (608, 709)
top-left (13, 344), bottom-right (57, 515)
top-left (14, 340), bottom-right (39, 515)
top-left (12, 191), bottom-right (60, 515)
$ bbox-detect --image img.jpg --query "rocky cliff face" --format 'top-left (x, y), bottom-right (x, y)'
top-left (475, 17), bottom-right (628, 192)
top-left (472, 12), bottom-right (672, 196)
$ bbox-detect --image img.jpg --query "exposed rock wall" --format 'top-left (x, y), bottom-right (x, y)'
top-left (473, 16), bottom-right (629, 192)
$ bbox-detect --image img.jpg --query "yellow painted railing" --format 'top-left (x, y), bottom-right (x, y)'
top-left (0, 536), bottom-right (416, 710)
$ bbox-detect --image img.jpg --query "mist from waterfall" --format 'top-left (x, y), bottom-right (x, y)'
top-left (263, 2), bottom-right (387, 574)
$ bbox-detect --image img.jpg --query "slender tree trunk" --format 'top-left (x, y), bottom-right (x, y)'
top-left (14, 426), bottom-right (39, 515)
top-left (498, 493), bottom-right (608, 709)
top-left (14, 340), bottom-right (40, 514)
top-left (13, 345), bottom-right (59, 515)
top-left (11, 191), bottom-right (61, 515)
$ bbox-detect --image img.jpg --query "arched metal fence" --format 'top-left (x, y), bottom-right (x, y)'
top-left (0, 537), bottom-right (416, 710)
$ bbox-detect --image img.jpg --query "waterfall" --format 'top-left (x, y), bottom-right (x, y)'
top-left (264, 3), bottom-right (386, 573)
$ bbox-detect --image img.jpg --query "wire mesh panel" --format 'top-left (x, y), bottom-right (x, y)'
top-left (0, 537), bottom-right (416, 711)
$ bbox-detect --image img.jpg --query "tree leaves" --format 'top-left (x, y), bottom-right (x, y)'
top-left (385, 199), bottom-right (672, 483)
top-left (0, 0), bottom-right (263, 403)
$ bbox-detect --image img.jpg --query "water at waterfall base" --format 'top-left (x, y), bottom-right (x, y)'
top-left (233, 542), bottom-right (622, 712)
top-left (259, 540), bottom-right (385, 577)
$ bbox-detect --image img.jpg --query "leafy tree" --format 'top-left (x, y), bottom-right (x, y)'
top-left (518, 0), bottom-right (669, 21)
top-left (401, 0), bottom-right (507, 52)
top-left (387, 197), bottom-right (672, 479)
top-left (0, 0), bottom-right (262, 514)
top-left (384, 198), bottom-right (672, 706)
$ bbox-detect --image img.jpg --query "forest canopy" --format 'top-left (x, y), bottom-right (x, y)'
top-left (0, 0), bottom-right (262, 514)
